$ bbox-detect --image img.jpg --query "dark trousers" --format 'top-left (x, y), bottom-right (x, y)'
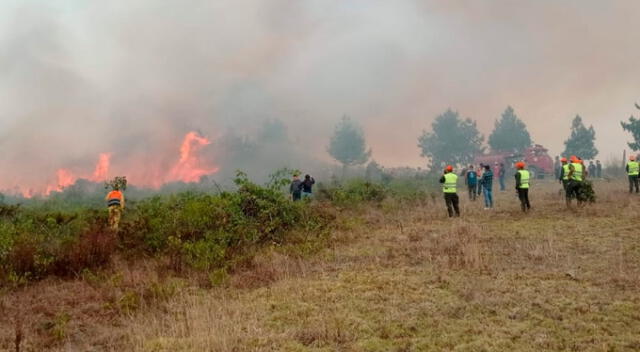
top-left (468, 185), bottom-right (477, 201)
top-left (566, 181), bottom-right (583, 206)
top-left (517, 188), bottom-right (530, 212)
top-left (444, 193), bottom-right (460, 217)
top-left (561, 180), bottom-right (569, 192)
top-left (292, 192), bottom-right (302, 201)
top-left (629, 175), bottom-right (639, 193)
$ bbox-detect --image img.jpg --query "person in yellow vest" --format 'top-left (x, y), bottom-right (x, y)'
top-left (439, 165), bottom-right (460, 217)
top-left (626, 155), bottom-right (639, 193)
top-left (566, 155), bottom-right (585, 207)
top-left (558, 157), bottom-right (570, 192)
top-left (515, 162), bottom-right (531, 212)
top-left (106, 185), bottom-right (125, 231)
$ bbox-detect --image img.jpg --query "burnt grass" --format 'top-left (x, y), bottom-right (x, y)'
top-left (2, 179), bottom-right (640, 351)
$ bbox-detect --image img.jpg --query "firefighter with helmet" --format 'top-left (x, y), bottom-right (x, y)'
top-left (515, 162), bottom-right (531, 212)
top-left (105, 177), bottom-right (126, 231)
top-left (439, 165), bottom-right (460, 217)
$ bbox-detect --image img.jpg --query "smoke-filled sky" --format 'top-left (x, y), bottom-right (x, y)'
top-left (1, 0), bottom-right (639, 192)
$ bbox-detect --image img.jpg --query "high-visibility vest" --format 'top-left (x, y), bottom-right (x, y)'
top-left (443, 173), bottom-right (458, 193)
top-left (571, 163), bottom-right (584, 182)
top-left (107, 190), bottom-right (123, 207)
top-left (627, 161), bottom-right (639, 176)
top-left (562, 164), bottom-right (570, 181)
top-left (518, 170), bottom-right (530, 189)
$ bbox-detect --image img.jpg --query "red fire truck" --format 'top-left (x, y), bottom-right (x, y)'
top-left (473, 144), bottom-right (554, 179)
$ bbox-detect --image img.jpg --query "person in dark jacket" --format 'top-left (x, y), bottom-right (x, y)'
top-left (465, 165), bottom-right (478, 201)
top-left (476, 163), bottom-right (484, 196)
top-left (290, 174), bottom-right (303, 201)
top-left (498, 163), bottom-right (506, 191)
top-left (301, 174), bottom-right (315, 199)
top-left (481, 165), bottom-right (493, 209)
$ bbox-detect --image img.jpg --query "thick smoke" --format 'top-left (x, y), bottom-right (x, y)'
top-left (0, 1), bottom-right (638, 194)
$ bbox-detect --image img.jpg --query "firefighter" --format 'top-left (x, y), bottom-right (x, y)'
top-left (515, 162), bottom-right (531, 212)
top-left (558, 157), bottom-right (570, 192)
top-left (106, 183), bottom-right (125, 231)
top-left (566, 156), bottom-right (585, 207)
top-left (626, 155), bottom-right (639, 193)
top-left (439, 165), bottom-right (460, 217)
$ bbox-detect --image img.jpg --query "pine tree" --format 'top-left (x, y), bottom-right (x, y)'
top-left (621, 103), bottom-right (640, 151)
top-left (328, 116), bottom-right (371, 170)
top-left (563, 115), bottom-right (598, 159)
top-left (488, 106), bottom-right (532, 153)
top-left (418, 109), bottom-right (484, 170)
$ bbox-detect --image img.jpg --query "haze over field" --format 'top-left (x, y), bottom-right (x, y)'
top-left (1, 0), bottom-right (638, 194)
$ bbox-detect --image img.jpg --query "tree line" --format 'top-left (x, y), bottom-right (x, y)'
top-left (328, 106), bottom-right (601, 171)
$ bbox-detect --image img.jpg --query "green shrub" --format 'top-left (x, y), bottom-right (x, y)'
top-left (1, 170), bottom-right (333, 285)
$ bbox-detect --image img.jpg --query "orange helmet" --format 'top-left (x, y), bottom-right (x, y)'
top-left (516, 162), bottom-right (525, 169)
top-left (445, 165), bottom-right (453, 172)
top-left (630, 155), bottom-right (636, 161)
top-left (560, 157), bottom-right (567, 163)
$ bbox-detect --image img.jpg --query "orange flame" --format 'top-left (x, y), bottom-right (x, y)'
top-left (44, 169), bottom-right (77, 195)
top-left (6, 131), bottom-right (219, 197)
top-left (167, 131), bottom-right (219, 183)
top-left (90, 153), bottom-right (112, 182)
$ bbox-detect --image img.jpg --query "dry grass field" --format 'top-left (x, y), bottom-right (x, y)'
top-left (126, 180), bottom-right (640, 351)
top-left (3, 179), bottom-right (640, 351)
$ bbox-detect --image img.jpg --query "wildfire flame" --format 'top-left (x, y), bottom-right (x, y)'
top-left (8, 131), bottom-right (218, 198)
top-left (167, 132), bottom-right (219, 183)
top-left (45, 169), bottom-right (77, 196)
top-left (90, 153), bottom-right (112, 182)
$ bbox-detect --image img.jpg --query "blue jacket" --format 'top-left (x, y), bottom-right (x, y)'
top-left (466, 171), bottom-right (478, 186)
top-left (481, 170), bottom-right (493, 190)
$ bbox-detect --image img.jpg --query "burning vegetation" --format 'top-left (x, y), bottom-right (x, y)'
top-left (6, 132), bottom-right (219, 198)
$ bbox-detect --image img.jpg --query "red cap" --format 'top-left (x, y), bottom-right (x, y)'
top-left (516, 162), bottom-right (525, 169)
top-left (560, 157), bottom-right (567, 162)
top-left (445, 165), bottom-right (453, 172)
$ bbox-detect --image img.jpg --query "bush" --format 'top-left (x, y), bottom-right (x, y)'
top-left (0, 171), bottom-right (333, 285)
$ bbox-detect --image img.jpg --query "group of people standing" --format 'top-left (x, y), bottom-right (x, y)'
top-left (463, 164), bottom-right (500, 209)
top-left (440, 162), bottom-right (530, 217)
top-left (289, 173), bottom-right (316, 201)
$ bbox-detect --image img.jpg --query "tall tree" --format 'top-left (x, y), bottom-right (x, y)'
top-left (563, 115), bottom-right (598, 159)
top-left (488, 106), bottom-right (532, 153)
top-left (418, 109), bottom-right (484, 170)
top-left (328, 116), bottom-right (371, 169)
top-left (621, 103), bottom-right (640, 151)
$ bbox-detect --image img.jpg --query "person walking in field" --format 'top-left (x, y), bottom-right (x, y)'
top-left (626, 155), bottom-right (639, 193)
top-left (301, 174), bottom-right (315, 199)
top-left (481, 164), bottom-right (494, 209)
top-left (465, 165), bottom-right (478, 201)
top-left (566, 156), bottom-right (585, 207)
top-left (290, 173), bottom-right (303, 201)
top-left (476, 163), bottom-right (484, 196)
top-left (498, 162), bottom-right (506, 191)
top-left (515, 162), bottom-right (531, 212)
top-left (558, 157), bottom-right (570, 192)
top-left (106, 184), bottom-right (125, 231)
top-left (440, 165), bottom-right (460, 217)
top-left (596, 160), bottom-right (602, 178)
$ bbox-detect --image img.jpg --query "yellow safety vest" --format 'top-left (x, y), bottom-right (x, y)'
top-left (627, 161), bottom-right (639, 176)
top-left (571, 163), bottom-right (584, 182)
top-left (443, 173), bottom-right (458, 193)
top-left (518, 170), bottom-right (530, 189)
top-left (562, 164), bottom-right (570, 181)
